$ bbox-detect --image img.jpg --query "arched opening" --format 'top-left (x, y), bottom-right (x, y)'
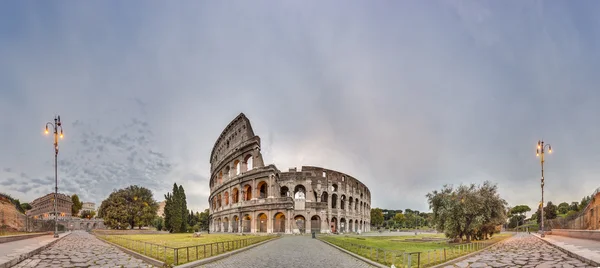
top-left (257, 181), bottom-right (268, 199)
top-left (217, 194), bottom-right (222, 208)
top-left (242, 215), bottom-right (251, 233)
top-left (294, 215), bottom-right (306, 233)
top-left (349, 220), bottom-right (353, 233)
top-left (321, 192), bottom-right (328, 203)
top-left (224, 192), bottom-right (229, 206)
top-left (244, 154), bottom-right (253, 171)
top-left (280, 186), bottom-right (290, 197)
top-left (243, 184), bottom-right (252, 200)
top-left (349, 197), bottom-right (353, 211)
top-left (313, 191), bottom-right (318, 201)
top-left (332, 184), bottom-right (338, 192)
top-left (212, 198), bottom-right (216, 210)
top-left (294, 185), bottom-right (306, 199)
top-left (359, 220), bottom-right (362, 232)
top-left (355, 220), bottom-right (359, 232)
top-left (311, 215), bottom-right (321, 233)
top-left (331, 194), bottom-right (338, 209)
top-left (223, 217), bottom-right (229, 232)
top-left (232, 188), bottom-right (239, 203)
top-left (232, 215), bottom-right (239, 233)
top-left (234, 160), bottom-right (241, 175)
top-left (340, 195), bottom-right (346, 210)
top-left (225, 166), bottom-right (231, 178)
top-left (218, 171), bottom-right (223, 185)
top-left (340, 218), bottom-right (346, 233)
top-left (217, 218), bottom-right (222, 232)
top-left (355, 200), bottom-right (358, 211)
top-left (331, 217), bottom-right (338, 233)
top-left (274, 212), bottom-right (286, 233)
top-left (257, 213), bottom-right (268, 233)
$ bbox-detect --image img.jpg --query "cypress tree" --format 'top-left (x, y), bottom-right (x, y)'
top-left (178, 185), bottom-right (188, 232)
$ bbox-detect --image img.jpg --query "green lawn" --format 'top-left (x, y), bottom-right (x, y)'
top-left (96, 233), bottom-right (276, 265)
top-left (0, 231), bottom-right (30, 237)
top-left (320, 233), bottom-right (512, 267)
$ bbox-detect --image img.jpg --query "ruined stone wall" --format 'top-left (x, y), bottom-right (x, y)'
top-left (0, 199), bottom-right (25, 232)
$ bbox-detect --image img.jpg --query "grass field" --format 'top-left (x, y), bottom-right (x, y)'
top-left (320, 233), bottom-right (512, 267)
top-left (97, 233), bottom-right (276, 265)
top-left (0, 231), bottom-right (30, 236)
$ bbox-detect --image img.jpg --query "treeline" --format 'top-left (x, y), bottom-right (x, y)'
top-left (371, 208), bottom-right (434, 230)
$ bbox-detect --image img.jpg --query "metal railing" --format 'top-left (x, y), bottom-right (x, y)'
top-left (320, 237), bottom-right (502, 267)
top-left (97, 234), bottom-right (275, 265)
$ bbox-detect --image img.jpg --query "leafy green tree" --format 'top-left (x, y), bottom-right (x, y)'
top-left (569, 202), bottom-right (579, 212)
top-left (152, 217), bottom-right (164, 231)
top-left (557, 202), bottom-right (570, 215)
top-left (393, 212), bottom-right (405, 225)
top-left (98, 185), bottom-right (158, 229)
top-left (199, 209), bottom-right (209, 231)
top-left (20, 203), bottom-right (32, 212)
top-left (71, 194), bottom-right (83, 216)
top-left (80, 210), bottom-right (96, 219)
top-left (427, 181), bottom-right (507, 242)
top-left (534, 201), bottom-right (558, 224)
top-left (370, 208), bottom-right (384, 228)
top-left (579, 196), bottom-right (592, 211)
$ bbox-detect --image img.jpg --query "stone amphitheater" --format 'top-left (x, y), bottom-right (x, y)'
top-left (208, 113), bottom-right (372, 234)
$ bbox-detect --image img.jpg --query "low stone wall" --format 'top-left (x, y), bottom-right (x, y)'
top-left (550, 229), bottom-right (600, 241)
top-left (0, 232), bottom-right (50, 244)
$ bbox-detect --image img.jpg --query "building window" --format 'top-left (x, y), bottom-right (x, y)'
top-left (322, 171), bottom-right (326, 177)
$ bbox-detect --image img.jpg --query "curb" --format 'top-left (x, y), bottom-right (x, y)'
top-left (174, 236), bottom-right (280, 267)
top-left (532, 234), bottom-right (600, 267)
top-left (0, 232), bottom-right (51, 244)
top-left (0, 232), bottom-right (71, 268)
top-left (93, 235), bottom-right (166, 267)
top-left (317, 238), bottom-right (388, 268)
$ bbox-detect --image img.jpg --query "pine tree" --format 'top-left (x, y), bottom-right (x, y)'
top-left (178, 185), bottom-right (188, 232)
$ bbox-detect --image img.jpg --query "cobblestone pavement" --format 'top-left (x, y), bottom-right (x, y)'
top-left (202, 236), bottom-right (376, 268)
top-left (445, 233), bottom-right (596, 268)
top-left (13, 231), bottom-right (155, 268)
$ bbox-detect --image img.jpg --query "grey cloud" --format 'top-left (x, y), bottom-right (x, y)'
top-left (3, 168), bottom-right (12, 173)
top-left (1, 178), bottom-right (17, 186)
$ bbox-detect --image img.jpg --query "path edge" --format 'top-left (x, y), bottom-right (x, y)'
top-left (0, 232), bottom-right (72, 268)
top-left (93, 234), bottom-right (166, 267)
top-left (429, 234), bottom-right (514, 268)
top-left (174, 236), bottom-right (280, 268)
top-left (317, 238), bottom-right (388, 268)
top-left (532, 234), bottom-right (600, 267)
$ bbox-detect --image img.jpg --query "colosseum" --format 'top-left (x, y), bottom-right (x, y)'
top-left (208, 113), bottom-right (372, 234)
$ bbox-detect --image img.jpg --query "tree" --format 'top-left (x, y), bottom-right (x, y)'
top-left (20, 203), bottom-right (32, 212)
top-left (164, 183), bottom-right (189, 233)
top-left (152, 217), bottom-right (164, 231)
top-left (427, 181), bottom-right (507, 243)
top-left (569, 202), bottom-right (579, 212)
top-left (71, 194), bottom-right (83, 216)
top-left (80, 210), bottom-right (96, 219)
top-left (534, 201), bottom-right (558, 224)
top-left (98, 185), bottom-right (158, 229)
top-left (579, 195), bottom-right (592, 211)
top-left (510, 205), bottom-right (531, 216)
top-left (198, 209), bottom-right (209, 231)
top-left (557, 202), bottom-right (570, 215)
top-left (393, 213), bottom-right (405, 224)
top-left (370, 208), bottom-right (384, 228)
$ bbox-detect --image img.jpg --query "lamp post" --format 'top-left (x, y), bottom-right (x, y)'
top-left (45, 115), bottom-right (63, 238)
top-left (536, 140), bottom-right (552, 238)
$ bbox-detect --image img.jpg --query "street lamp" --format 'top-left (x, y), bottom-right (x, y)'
top-left (536, 140), bottom-right (552, 238)
top-left (45, 115), bottom-right (64, 238)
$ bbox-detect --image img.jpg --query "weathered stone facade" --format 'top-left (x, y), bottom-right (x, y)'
top-left (208, 113), bottom-right (372, 234)
top-left (27, 193), bottom-right (73, 220)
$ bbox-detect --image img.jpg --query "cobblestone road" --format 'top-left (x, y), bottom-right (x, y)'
top-left (202, 236), bottom-right (376, 268)
top-left (445, 233), bottom-right (595, 268)
top-left (14, 231), bottom-right (155, 268)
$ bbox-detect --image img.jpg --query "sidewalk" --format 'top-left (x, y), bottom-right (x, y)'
top-left (0, 232), bottom-right (70, 268)
top-left (532, 233), bottom-right (600, 266)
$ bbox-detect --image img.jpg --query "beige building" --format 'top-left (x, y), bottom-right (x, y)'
top-left (157, 201), bottom-right (166, 218)
top-left (208, 114), bottom-right (372, 234)
top-left (28, 193), bottom-right (73, 220)
top-left (79, 202), bottom-right (96, 217)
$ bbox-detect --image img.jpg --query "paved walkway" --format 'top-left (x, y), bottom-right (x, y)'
top-left (444, 233), bottom-right (595, 268)
top-left (0, 232), bottom-right (69, 267)
top-left (12, 231), bottom-right (156, 268)
top-left (202, 236), bottom-right (376, 268)
top-left (532, 233), bottom-right (600, 265)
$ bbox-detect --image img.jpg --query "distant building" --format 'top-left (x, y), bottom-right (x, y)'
top-left (79, 202), bottom-right (96, 217)
top-left (157, 201), bottom-right (166, 218)
top-left (27, 193), bottom-right (73, 220)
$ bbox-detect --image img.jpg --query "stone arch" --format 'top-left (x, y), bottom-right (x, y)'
top-left (223, 217), bottom-right (229, 232)
top-left (242, 214), bottom-right (251, 233)
top-left (217, 194), bottom-right (222, 208)
top-left (244, 154), bottom-right (253, 171)
top-left (310, 215), bottom-right (321, 233)
top-left (340, 195), bottom-right (346, 210)
top-left (232, 215), bottom-right (239, 233)
top-left (243, 184), bottom-right (252, 200)
top-left (257, 181), bottom-right (268, 199)
top-left (224, 191), bottom-right (229, 205)
top-left (332, 183), bottom-right (338, 192)
top-left (340, 218), bottom-right (346, 232)
top-left (321, 192), bottom-right (328, 203)
top-left (349, 219), bottom-right (353, 233)
top-left (294, 215), bottom-right (306, 233)
top-left (355, 200), bottom-right (358, 211)
top-left (273, 212), bottom-right (286, 233)
top-left (331, 194), bottom-right (338, 209)
top-left (294, 185), bottom-right (306, 199)
top-left (218, 171), bottom-right (223, 185)
top-left (225, 166), bottom-right (231, 178)
top-left (349, 197), bottom-right (353, 211)
top-left (257, 213), bottom-right (268, 233)
top-left (212, 197), bottom-right (216, 210)
top-left (232, 188), bottom-right (239, 203)
top-left (216, 218), bottom-right (222, 232)
top-left (330, 217), bottom-right (338, 233)
top-left (234, 160), bottom-right (241, 175)
top-left (280, 186), bottom-right (290, 197)
top-left (354, 219), bottom-right (358, 232)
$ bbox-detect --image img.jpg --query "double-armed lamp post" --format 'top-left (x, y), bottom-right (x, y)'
top-left (536, 140), bottom-right (552, 238)
top-left (45, 115), bottom-right (63, 238)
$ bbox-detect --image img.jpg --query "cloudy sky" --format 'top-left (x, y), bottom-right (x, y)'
top-left (1, 1), bottom-right (600, 214)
